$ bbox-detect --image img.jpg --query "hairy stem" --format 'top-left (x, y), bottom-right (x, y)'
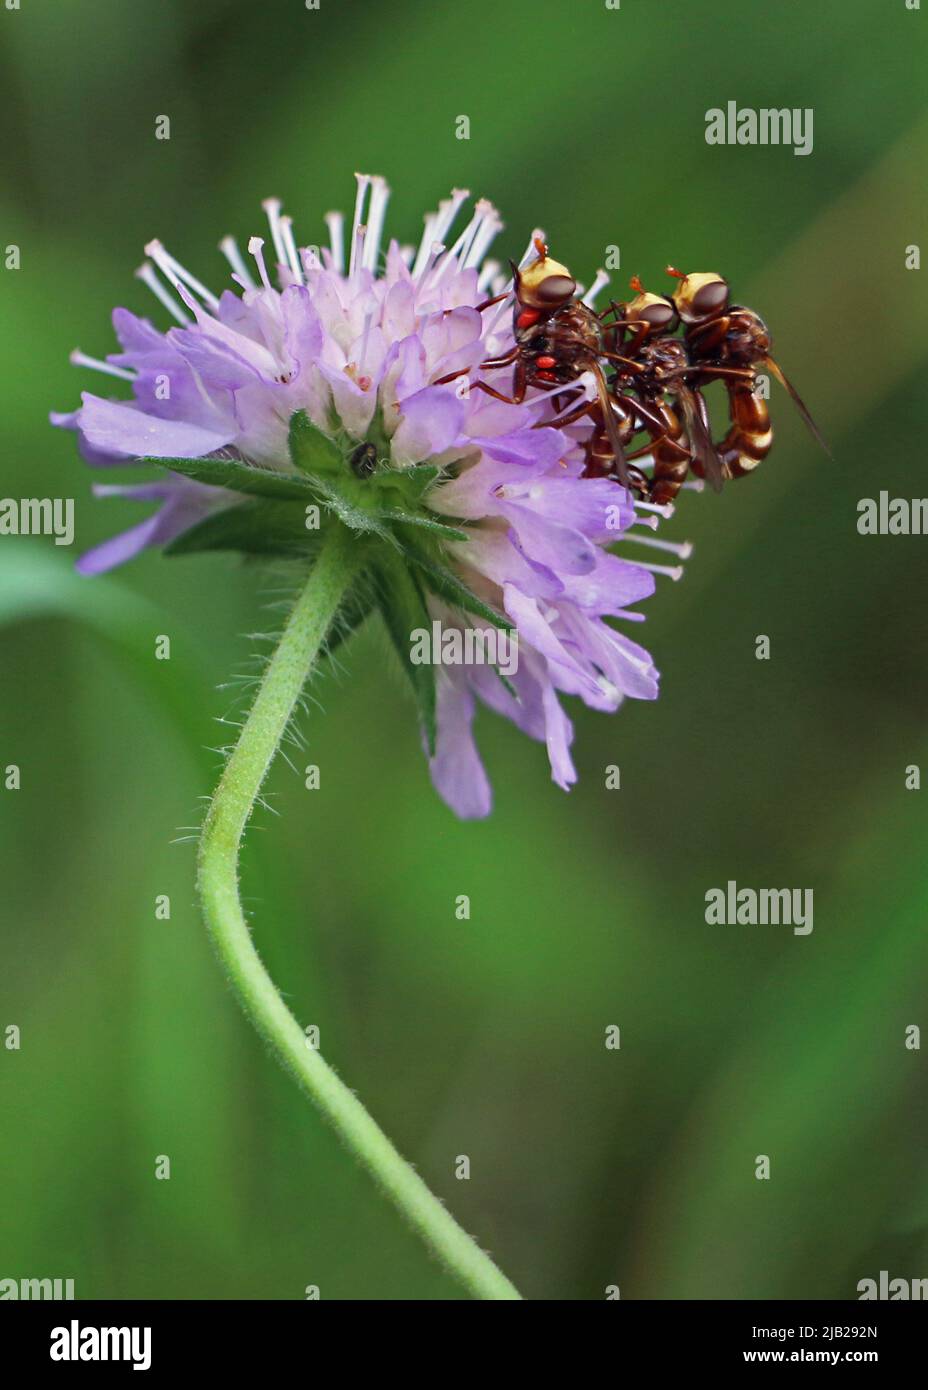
top-left (197, 526), bottom-right (521, 1301)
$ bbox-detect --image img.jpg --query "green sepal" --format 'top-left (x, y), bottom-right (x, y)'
top-left (158, 413), bottom-right (479, 627)
top-left (380, 462), bottom-right (440, 505)
top-left (373, 550), bottom-right (437, 756)
top-left (398, 529), bottom-right (512, 631)
top-left (288, 410), bottom-right (345, 476)
top-left (165, 498), bottom-right (328, 558)
top-left (305, 473), bottom-right (399, 546)
top-left (147, 455), bottom-right (316, 500)
top-left (400, 462), bottom-right (441, 500)
top-left (378, 508), bottom-right (468, 542)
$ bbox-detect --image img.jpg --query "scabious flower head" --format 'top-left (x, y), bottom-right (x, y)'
top-left (53, 175), bottom-right (691, 818)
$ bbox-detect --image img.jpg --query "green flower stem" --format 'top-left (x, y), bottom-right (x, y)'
top-left (197, 525), bottom-right (522, 1301)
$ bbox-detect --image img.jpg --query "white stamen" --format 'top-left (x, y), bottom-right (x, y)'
top-left (411, 212), bottom-right (438, 279)
top-left (431, 188), bottom-right (470, 250)
top-left (464, 202), bottom-right (502, 269)
top-left (622, 558), bottom-right (684, 581)
top-left (548, 379), bottom-right (597, 420)
top-left (362, 176), bottom-right (390, 273)
top-left (398, 244), bottom-right (416, 268)
top-left (525, 381), bottom-right (590, 409)
top-left (520, 228), bottom-right (546, 269)
top-left (433, 203), bottom-right (501, 289)
top-left (248, 236), bottom-right (273, 292)
top-left (134, 261), bottom-right (191, 324)
top-left (416, 241), bottom-right (446, 285)
top-left (261, 198), bottom-right (288, 273)
top-left (635, 499), bottom-right (676, 519)
top-left (69, 349), bottom-right (136, 381)
top-left (477, 257), bottom-right (501, 292)
top-left (352, 224), bottom-right (367, 279)
top-left (219, 236), bottom-right (256, 290)
top-left (144, 239), bottom-right (219, 310)
top-left (623, 532), bottom-right (693, 560)
top-left (581, 268), bottom-right (610, 308)
top-left (324, 211), bottom-right (345, 274)
top-left (279, 215), bottom-right (304, 284)
top-left (349, 173), bottom-right (372, 279)
top-left (413, 190), bottom-right (470, 279)
top-left (436, 219), bottom-right (480, 281)
top-left (444, 199), bottom-right (486, 268)
top-left (681, 477), bottom-right (706, 493)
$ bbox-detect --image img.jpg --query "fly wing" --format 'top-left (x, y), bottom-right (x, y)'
top-left (590, 362), bottom-right (633, 491)
top-left (677, 383), bottom-right (725, 492)
top-left (765, 356), bottom-right (831, 456)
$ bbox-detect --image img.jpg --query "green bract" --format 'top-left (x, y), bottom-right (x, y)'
top-left (151, 410), bottom-right (512, 755)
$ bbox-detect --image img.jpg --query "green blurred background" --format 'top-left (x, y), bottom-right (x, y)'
top-left (1, 0), bottom-right (927, 1300)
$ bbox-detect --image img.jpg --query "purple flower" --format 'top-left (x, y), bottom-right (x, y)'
top-left (54, 175), bottom-right (694, 818)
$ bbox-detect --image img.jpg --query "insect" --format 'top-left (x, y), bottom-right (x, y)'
top-left (435, 239), bottom-right (638, 489)
top-left (664, 267), bottom-right (828, 480)
top-left (349, 441), bottom-right (378, 477)
top-left (596, 277), bottom-right (724, 503)
top-left (436, 246), bottom-right (825, 505)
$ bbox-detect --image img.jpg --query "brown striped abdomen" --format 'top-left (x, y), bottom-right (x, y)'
top-left (647, 402), bottom-right (692, 505)
top-left (719, 382), bottom-right (772, 478)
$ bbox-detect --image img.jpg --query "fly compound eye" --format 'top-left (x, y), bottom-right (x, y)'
top-left (692, 277), bottom-right (729, 317)
top-left (627, 289), bottom-right (678, 333)
top-left (518, 251), bottom-right (576, 309)
top-left (535, 274), bottom-right (576, 306)
top-left (640, 298), bottom-right (677, 330)
top-left (670, 271), bottom-right (729, 323)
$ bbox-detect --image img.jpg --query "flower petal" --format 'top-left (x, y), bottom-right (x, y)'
top-left (77, 394), bottom-right (235, 458)
top-left (391, 387), bottom-right (466, 467)
top-left (428, 674), bottom-right (492, 819)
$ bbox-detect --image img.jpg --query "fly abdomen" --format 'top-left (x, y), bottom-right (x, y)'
top-left (719, 381), bottom-right (772, 478)
top-left (646, 402), bottom-right (692, 505)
